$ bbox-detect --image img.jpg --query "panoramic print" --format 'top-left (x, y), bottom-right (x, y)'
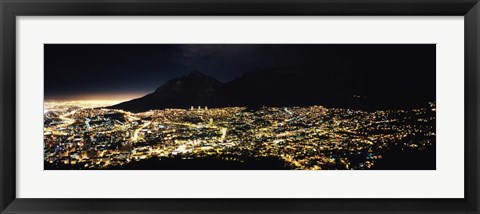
top-left (44, 44), bottom-right (436, 170)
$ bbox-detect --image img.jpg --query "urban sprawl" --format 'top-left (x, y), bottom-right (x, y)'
top-left (44, 101), bottom-right (436, 170)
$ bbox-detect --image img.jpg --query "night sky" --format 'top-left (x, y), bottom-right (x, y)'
top-left (44, 44), bottom-right (435, 101)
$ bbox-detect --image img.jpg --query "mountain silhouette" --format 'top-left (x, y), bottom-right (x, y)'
top-left (110, 71), bottom-right (224, 112)
top-left (223, 65), bottom-right (356, 107)
top-left (109, 67), bottom-right (434, 112)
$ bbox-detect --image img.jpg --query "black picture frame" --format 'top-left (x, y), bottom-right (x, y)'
top-left (1, 0), bottom-right (479, 213)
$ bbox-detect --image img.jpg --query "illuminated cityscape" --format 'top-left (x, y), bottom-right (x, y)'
top-left (44, 101), bottom-right (435, 170)
top-left (44, 44), bottom-right (436, 170)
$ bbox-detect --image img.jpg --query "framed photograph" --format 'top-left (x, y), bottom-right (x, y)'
top-left (1, 0), bottom-right (479, 213)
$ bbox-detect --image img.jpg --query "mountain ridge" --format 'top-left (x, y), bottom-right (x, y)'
top-left (108, 68), bottom-right (434, 112)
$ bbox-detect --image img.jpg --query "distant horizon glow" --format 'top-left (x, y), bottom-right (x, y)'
top-left (44, 92), bottom-right (148, 102)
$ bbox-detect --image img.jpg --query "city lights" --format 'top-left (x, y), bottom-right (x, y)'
top-left (44, 101), bottom-right (435, 170)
